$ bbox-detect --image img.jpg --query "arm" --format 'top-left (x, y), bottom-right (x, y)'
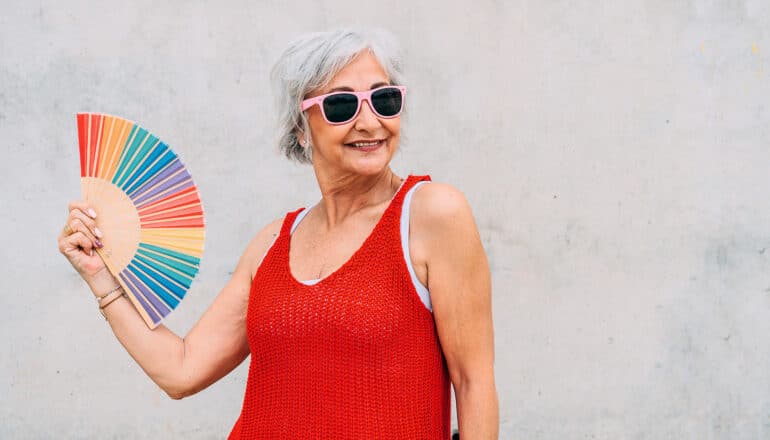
top-left (411, 183), bottom-right (499, 439)
top-left (59, 201), bottom-right (282, 399)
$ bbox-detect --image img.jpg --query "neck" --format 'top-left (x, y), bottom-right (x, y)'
top-left (312, 167), bottom-right (403, 228)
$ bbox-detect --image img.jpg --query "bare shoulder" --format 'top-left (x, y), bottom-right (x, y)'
top-left (410, 181), bottom-right (476, 230)
top-left (238, 216), bottom-right (285, 279)
top-left (408, 182), bottom-right (481, 287)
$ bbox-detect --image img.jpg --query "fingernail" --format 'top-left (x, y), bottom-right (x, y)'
top-left (95, 239), bottom-right (104, 248)
top-left (94, 227), bottom-right (103, 238)
top-left (88, 208), bottom-right (97, 219)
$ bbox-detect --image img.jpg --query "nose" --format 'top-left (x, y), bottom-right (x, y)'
top-left (353, 98), bottom-right (382, 131)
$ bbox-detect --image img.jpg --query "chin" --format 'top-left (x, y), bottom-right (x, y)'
top-left (347, 158), bottom-right (390, 177)
top-left (344, 146), bottom-right (395, 176)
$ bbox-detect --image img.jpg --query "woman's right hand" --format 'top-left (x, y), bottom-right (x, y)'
top-left (57, 200), bottom-right (107, 281)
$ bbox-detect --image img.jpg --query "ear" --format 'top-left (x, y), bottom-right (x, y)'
top-left (294, 129), bottom-right (309, 147)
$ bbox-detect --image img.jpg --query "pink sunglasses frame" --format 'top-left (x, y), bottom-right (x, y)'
top-left (300, 85), bottom-right (407, 125)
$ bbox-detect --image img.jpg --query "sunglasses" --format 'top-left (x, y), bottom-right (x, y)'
top-left (300, 85), bottom-right (406, 125)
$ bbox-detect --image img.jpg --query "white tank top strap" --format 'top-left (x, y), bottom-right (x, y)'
top-left (401, 181), bottom-right (432, 312)
top-left (290, 207), bottom-right (311, 234)
top-left (289, 208), bottom-right (321, 284)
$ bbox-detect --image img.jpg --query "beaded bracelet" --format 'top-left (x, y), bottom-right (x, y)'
top-left (95, 285), bottom-right (122, 301)
top-left (99, 291), bottom-right (128, 320)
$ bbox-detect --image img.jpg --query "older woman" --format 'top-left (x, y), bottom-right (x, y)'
top-left (58, 28), bottom-right (498, 439)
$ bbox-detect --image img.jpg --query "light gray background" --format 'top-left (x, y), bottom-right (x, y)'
top-left (2, 0), bottom-right (769, 438)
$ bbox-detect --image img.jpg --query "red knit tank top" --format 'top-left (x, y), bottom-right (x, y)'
top-left (228, 175), bottom-right (451, 439)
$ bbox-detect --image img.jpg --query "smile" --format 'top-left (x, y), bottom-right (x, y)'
top-left (344, 139), bottom-right (385, 151)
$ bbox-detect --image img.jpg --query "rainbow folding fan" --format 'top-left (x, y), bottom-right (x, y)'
top-left (77, 113), bottom-right (205, 328)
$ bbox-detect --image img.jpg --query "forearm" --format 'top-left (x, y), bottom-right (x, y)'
top-left (87, 269), bottom-right (188, 398)
top-left (455, 376), bottom-right (499, 439)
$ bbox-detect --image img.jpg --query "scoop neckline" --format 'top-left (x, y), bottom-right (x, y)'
top-left (285, 176), bottom-right (412, 287)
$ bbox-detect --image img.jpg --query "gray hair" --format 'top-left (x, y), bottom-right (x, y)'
top-left (270, 28), bottom-right (406, 163)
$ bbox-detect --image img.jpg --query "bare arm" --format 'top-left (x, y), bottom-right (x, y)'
top-left (58, 200), bottom-right (281, 399)
top-left (411, 184), bottom-right (499, 439)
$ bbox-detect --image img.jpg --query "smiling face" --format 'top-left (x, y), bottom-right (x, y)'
top-left (302, 50), bottom-right (401, 178)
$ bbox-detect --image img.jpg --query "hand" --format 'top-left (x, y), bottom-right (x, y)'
top-left (58, 200), bottom-right (107, 281)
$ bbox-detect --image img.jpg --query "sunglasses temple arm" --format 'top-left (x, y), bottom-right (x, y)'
top-left (300, 97), bottom-right (321, 111)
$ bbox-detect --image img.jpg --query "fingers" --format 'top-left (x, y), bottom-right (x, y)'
top-left (71, 208), bottom-right (102, 240)
top-left (59, 201), bottom-right (110, 275)
top-left (60, 201), bottom-right (103, 249)
top-left (67, 217), bottom-right (103, 248)
top-left (68, 200), bottom-right (98, 220)
top-left (59, 229), bottom-right (97, 257)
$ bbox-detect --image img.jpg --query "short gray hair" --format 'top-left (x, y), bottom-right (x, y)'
top-left (270, 28), bottom-right (406, 163)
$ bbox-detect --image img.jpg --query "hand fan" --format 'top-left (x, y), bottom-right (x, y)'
top-left (77, 113), bottom-right (205, 329)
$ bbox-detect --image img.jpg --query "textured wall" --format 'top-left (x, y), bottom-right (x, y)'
top-left (2, 0), bottom-right (769, 438)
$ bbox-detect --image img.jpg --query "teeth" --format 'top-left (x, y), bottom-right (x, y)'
top-left (352, 140), bottom-right (380, 147)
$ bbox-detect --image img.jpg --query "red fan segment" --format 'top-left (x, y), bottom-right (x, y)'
top-left (141, 216), bottom-right (205, 229)
top-left (137, 187), bottom-right (201, 217)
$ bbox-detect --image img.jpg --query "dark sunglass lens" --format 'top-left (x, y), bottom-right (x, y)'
top-left (323, 93), bottom-right (358, 123)
top-left (371, 88), bottom-right (403, 117)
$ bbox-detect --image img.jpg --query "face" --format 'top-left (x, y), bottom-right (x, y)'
top-left (301, 50), bottom-right (401, 177)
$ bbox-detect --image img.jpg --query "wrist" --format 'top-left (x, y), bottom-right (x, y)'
top-left (98, 288), bottom-right (128, 320)
top-left (85, 267), bottom-right (120, 298)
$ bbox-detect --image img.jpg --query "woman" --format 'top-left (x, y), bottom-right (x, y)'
top-left (58, 28), bottom-right (498, 439)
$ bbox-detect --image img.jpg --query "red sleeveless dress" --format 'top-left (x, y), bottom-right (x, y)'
top-left (228, 175), bottom-right (451, 439)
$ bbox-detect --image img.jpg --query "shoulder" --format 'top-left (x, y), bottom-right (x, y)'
top-left (239, 216), bottom-right (286, 278)
top-left (247, 216), bottom-right (284, 250)
top-left (410, 181), bottom-right (475, 228)
top-left (408, 182), bottom-right (480, 269)
top-left (407, 181), bottom-right (488, 294)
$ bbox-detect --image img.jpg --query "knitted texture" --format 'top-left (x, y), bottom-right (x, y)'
top-left (228, 175), bottom-right (451, 439)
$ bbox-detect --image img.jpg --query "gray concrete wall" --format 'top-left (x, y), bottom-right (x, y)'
top-left (2, 0), bottom-right (768, 438)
